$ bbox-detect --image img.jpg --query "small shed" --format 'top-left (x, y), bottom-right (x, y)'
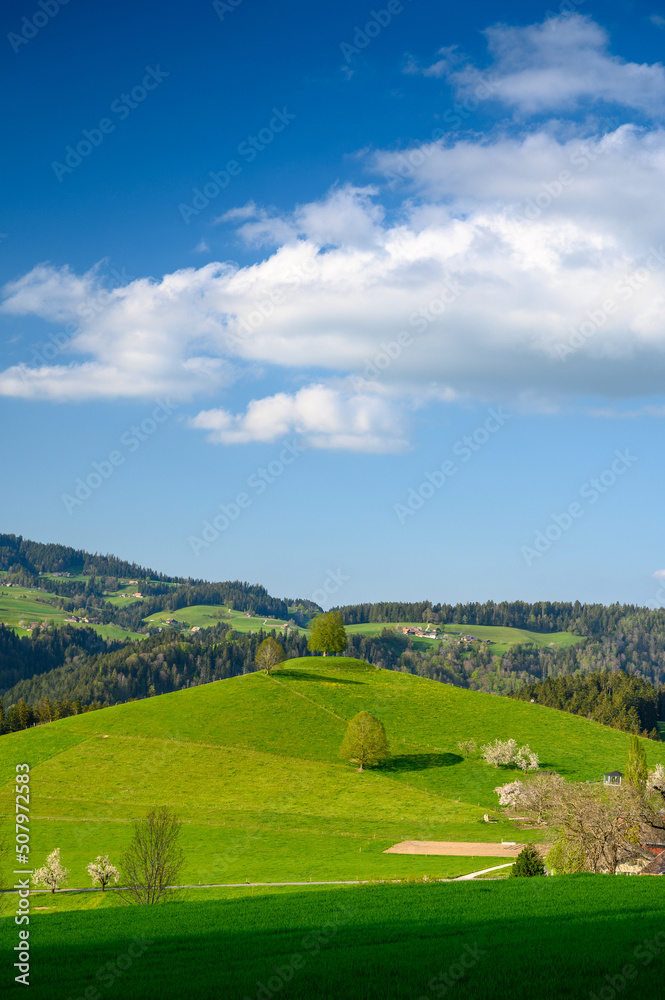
top-left (603, 771), bottom-right (623, 786)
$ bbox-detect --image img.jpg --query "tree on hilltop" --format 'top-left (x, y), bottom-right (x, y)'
top-left (339, 711), bottom-right (390, 771)
top-left (254, 637), bottom-right (285, 675)
top-left (307, 611), bottom-right (347, 657)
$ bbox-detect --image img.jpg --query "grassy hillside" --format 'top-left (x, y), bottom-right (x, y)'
top-left (345, 621), bottom-right (584, 653)
top-left (143, 604), bottom-right (297, 633)
top-left (1, 658), bottom-right (663, 893)
top-left (2, 879), bottom-right (664, 1000)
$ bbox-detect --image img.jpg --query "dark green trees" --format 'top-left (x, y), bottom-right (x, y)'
top-left (510, 844), bottom-right (546, 877)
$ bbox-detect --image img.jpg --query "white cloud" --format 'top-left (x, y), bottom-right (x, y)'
top-left (444, 14), bottom-right (665, 116)
top-left (4, 17), bottom-right (665, 451)
top-left (653, 570), bottom-right (665, 579)
top-left (194, 238), bottom-right (210, 253)
top-left (189, 384), bottom-right (409, 452)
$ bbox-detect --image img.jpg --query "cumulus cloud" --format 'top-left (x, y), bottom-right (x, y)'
top-left (189, 384), bottom-right (409, 452)
top-left (4, 17), bottom-right (665, 450)
top-left (443, 14), bottom-right (665, 116)
top-left (653, 570), bottom-right (665, 579)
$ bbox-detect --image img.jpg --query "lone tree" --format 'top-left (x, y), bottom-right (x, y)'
top-left (458, 739), bottom-right (477, 758)
top-left (307, 611), bottom-right (347, 657)
top-left (626, 735), bottom-right (648, 790)
top-left (510, 844), bottom-right (545, 877)
top-left (121, 807), bottom-right (184, 904)
top-left (33, 848), bottom-right (69, 893)
top-left (339, 712), bottom-right (389, 771)
top-left (86, 855), bottom-right (120, 892)
top-left (254, 637), bottom-right (285, 675)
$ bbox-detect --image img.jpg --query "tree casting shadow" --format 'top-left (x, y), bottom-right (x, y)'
top-left (381, 752), bottom-right (463, 772)
top-left (274, 669), bottom-right (364, 685)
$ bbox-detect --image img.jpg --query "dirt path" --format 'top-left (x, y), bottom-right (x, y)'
top-left (384, 840), bottom-right (525, 857)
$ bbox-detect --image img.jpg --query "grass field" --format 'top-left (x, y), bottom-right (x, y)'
top-left (0, 586), bottom-right (144, 642)
top-left (2, 878), bottom-right (664, 999)
top-left (2, 657), bottom-right (663, 896)
top-left (0, 586), bottom-right (69, 634)
top-left (143, 605), bottom-right (298, 633)
top-left (344, 621), bottom-right (584, 653)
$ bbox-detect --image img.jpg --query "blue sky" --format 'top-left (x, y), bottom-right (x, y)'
top-left (2, 0), bottom-right (665, 607)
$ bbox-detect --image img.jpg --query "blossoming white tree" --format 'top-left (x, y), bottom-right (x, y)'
top-left (481, 738), bottom-right (518, 767)
top-left (33, 848), bottom-right (69, 893)
top-left (86, 855), bottom-right (120, 892)
top-left (494, 780), bottom-right (524, 808)
top-left (515, 745), bottom-right (540, 774)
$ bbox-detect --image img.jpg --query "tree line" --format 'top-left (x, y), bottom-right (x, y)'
top-left (332, 599), bottom-right (662, 636)
top-left (510, 671), bottom-right (663, 738)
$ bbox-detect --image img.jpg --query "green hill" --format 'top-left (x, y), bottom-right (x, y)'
top-left (2, 657), bottom-right (664, 894)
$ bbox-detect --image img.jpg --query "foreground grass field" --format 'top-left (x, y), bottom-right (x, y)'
top-left (2, 657), bottom-right (663, 892)
top-left (2, 879), bottom-right (664, 999)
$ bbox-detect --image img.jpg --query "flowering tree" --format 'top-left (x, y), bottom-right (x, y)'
top-left (515, 745), bottom-right (540, 774)
top-left (457, 739), bottom-right (477, 758)
top-left (494, 780), bottom-right (524, 808)
top-left (33, 848), bottom-right (69, 893)
top-left (481, 738), bottom-right (518, 768)
top-left (86, 855), bottom-right (120, 892)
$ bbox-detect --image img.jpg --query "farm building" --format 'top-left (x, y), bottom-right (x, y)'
top-left (602, 771), bottom-right (623, 785)
top-left (639, 850), bottom-right (665, 875)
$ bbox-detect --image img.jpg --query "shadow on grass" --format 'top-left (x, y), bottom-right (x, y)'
top-left (381, 752), bottom-right (463, 772)
top-left (274, 670), bottom-right (365, 685)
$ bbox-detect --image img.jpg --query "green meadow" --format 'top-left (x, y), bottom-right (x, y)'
top-left (0, 586), bottom-right (69, 634)
top-left (143, 605), bottom-right (296, 633)
top-left (2, 657), bottom-right (662, 895)
top-left (344, 621), bottom-right (584, 653)
top-left (2, 879), bottom-right (664, 1000)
